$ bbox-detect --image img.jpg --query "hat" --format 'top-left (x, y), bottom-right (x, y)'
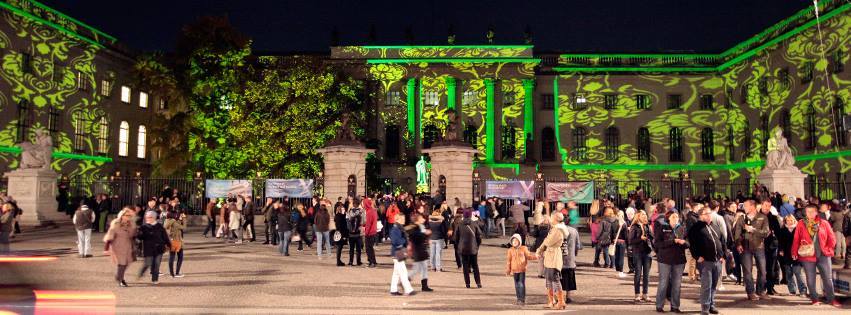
top-left (509, 233), bottom-right (523, 247)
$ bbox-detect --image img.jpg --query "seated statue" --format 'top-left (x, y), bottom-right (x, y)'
top-left (19, 129), bottom-right (53, 170)
top-left (765, 129), bottom-right (795, 170)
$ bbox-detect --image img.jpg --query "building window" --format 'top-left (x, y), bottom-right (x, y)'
top-left (423, 124), bottom-right (438, 149)
top-left (541, 94), bottom-right (554, 110)
top-left (21, 52), bottom-right (31, 74)
top-left (503, 91), bottom-right (515, 106)
top-left (118, 121), bottom-right (129, 157)
top-left (740, 83), bottom-right (750, 105)
top-left (604, 127), bottom-right (619, 160)
top-left (76, 71), bottom-right (88, 91)
top-left (637, 127), bottom-right (651, 161)
top-left (48, 105), bottom-right (60, 135)
top-left (667, 94), bottom-right (682, 110)
top-left (761, 114), bottom-right (769, 157)
top-left (701, 128), bottom-right (715, 161)
top-left (835, 97), bottom-right (847, 147)
top-left (801, 62), bottom-right (814, 83)
top-left (98, 117), bottom-right (109, 155)
top-left (137, 125), bottom-right (147, 159)
top-left (423, 91), bottom-right (439, 106)
top-left (604, 94), bottom-right (617, 110)
top-left (833, 49), bottom-right (845, 73)
top-left (806, 107), bottom-right (816, 150)
top-left (463, 123), bottom-right (477, 146)
top-left (700, 94), bottom-right (713, 110)
top-left (15, 101), bottom-right (30, 143)
top-left (501, 125), bottom-right (516, 160)
top-left (53, 64), bottom-right (64, 83)
top-left (384, 125), bottom-right (400, 160)
top-left (743, 129), bottom-right (752, 160)
top-left (385, 91), bottom-right (401, 107)
top-left (462, 90), bottom-right (477, 108)
top-left (778, 68), bottom-right (790, 90)
top-left (100, 80), bottom-right (111, 96)
top-left (572, 127), bottom-right (587, 161)
top-left (727, 127), bottom-right (736, 162)
top-left (780, 108), bottom-right (792, 139)
top-left (635, 94), bottom-right (649, 110)
top-left (120, 86), bottom-right (131, 103)
top-left (669, 127), bottom-right (683, 162)
top-left (541, 127), bottom-right (555, 161)
top-left (139, 92), bottom-right (148, 108)
top-left (572, 93), bottom-right (587, 110)
top-left (158, 98), bottom-right (167, 110)
top-left (758, 77), bottom-right (769, 95)
top-left (73, 111), bottom-right (86, 152)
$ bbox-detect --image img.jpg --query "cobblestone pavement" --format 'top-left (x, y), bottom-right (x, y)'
top-left (0, 223), bottom-right (847, 314)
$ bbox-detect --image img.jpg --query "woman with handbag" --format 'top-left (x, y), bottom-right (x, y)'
top-left (389, 212), bottom-right (415, 296)
top-left (104, 207), bottom-right (137, 287)
top-left (791, 205), bottom-right (840, 307)
top-left (333, 204), bottom-right (349, 266)
top-left (164, 209), bottom-right (186, 278)
top-left (597, 207), bottom-right (617, 269)
top-left (777, 214), bottom-right (807, 296)
top-left (613, 210), bottom-right (629, 278)
top-left (628, 210), bottom-right (653, 302)
top-left (655, 211), bottom-right (689, 312)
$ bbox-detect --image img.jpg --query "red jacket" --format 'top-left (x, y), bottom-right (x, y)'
top-left (791, 218), bottom-right (836, 262)
top-left (386, 204), bottom-right (400, 224)
top-left (363, 199), bottom-right (378, 236)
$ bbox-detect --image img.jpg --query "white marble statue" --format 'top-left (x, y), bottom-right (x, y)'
top-left (19, 128), bottom-right (53, 170)
top-left (765, 128), bottom-right (795, 170)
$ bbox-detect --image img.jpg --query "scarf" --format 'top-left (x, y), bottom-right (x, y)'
top-left (804, 218), bottom-right (818, 237)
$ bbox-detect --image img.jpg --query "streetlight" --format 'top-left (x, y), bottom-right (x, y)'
top-left (195, 171), bottom-right (202, 179)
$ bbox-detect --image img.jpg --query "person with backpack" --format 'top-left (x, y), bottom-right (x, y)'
top-left (596, 207), bottom-right (617, 269)
top-left (346, 198), bottom-right (365, 266)
top-left (73, 205), bottom-right (96, 258)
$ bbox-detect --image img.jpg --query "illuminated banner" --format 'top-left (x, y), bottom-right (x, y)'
top-left (485, 181), bottom-right (535, 200)
top-left (205, 180), bottom-right (252, 198)
top-left (265, 179), bottom-right (314, 198)
top-left (546, 182), bottom-right (594, 204)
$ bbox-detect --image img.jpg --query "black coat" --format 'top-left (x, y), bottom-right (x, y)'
top-left (277, 208), bottom-right (294, 232)
top-left (776, 226), bottom-right (797, 265)
top-left (334, 212), bottom-right (349, 238)
top-left (453, 219), bottom-right (482, 256)
top-left (408, 225), bottom-right (429, 262)
top-left (687, 221), bottom-right (726, 262)
top-left (137, 223), bottom-right (170, 257)
top-left (628, 224), bottom-right (653, 256)
top-left (655, 224), bottom-right (689, 265)
top-left (532, 224), bottom-right (550, 251)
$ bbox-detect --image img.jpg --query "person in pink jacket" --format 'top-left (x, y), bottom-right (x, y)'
top-left (791, 204), bottom-right (840, 307)
top-left (363, 197), bottom-right (379, 268)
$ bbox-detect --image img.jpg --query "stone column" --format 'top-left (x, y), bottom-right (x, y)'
top-left (4, 168), bottom-right (63, 226)
top-left (317, 145), bottom-right (375, 202)
top-left (423, 145), bottom-right (479, 207)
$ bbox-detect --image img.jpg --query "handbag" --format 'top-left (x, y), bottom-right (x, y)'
top-left (332, 230), bottom-right (342, 242)
top-left (170, 240), bottom-right (182, 252)
top-left (393, 246), bottom-right (408, 260)
top-left (291, 233), bottom-right (301, 242)
top-left (797, 240), bottom-right (815, 258)
top-left (608, 223), bottom-right (623, 256)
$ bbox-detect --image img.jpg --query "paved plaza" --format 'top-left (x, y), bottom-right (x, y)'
top-left (0, 222), bottom-right (847, 314)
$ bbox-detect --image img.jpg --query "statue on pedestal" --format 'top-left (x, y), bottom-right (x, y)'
top-left (19, 129), bottom-right (53, 170)
top-left (765, 128), bottom-right (795, 170)
top-left (443, 111), bottom-right (459, 142)
top-left (328, 111), bottom-right (359, 145)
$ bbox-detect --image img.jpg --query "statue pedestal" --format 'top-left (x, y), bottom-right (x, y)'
top-left (757, 168), bottom-right (807, 199)
top-left (317, 144), bottom-right (374, 202)
top-left (4, 168), bottom-right (64, 226)
top-left (423, 144), bottom-right (479, 207)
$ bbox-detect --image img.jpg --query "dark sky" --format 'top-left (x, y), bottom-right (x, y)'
top-left (40, 0), bottom-right (813, 53)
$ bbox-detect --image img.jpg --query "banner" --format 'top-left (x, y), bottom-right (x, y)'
top-left (205, 180), bottom-right (253, 198)
top-left (265, 179), bottom-right (314, 198)
top-left (545, 181), bottom-right (594, 204)
top-left (485, 181), bottom-right (535, 200)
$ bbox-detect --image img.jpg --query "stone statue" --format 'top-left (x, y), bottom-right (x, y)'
top-left (19, 128), bottom-right (53, 170)
top-left (332, 112), bottom-right (358, 143)
top-left (765, 128), bottom-right (795, 170)
top-left (443, 111), bottom-right (459, 142)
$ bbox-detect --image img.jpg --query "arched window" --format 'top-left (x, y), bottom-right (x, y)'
top-left (806, 106), bottom-right (816, 150)
top-left (136, 125), bottom-right (146, 159)
top-left (727, 127), bottom-right (736, 162)
top-left (605, 127), bottom-right (619, 160)
top-left (742, 129), bottom-right (752, 160)
top-left (701, 127), bottom-right (715, 161)
top-left (118, 121), bottom-right (129, 157)
top-left (463, 123), bottom-right (477, 146)
top-left (780, 108), bottom-right (792, 139)
top-left (501, 125), bottom-right (516, 160)
top-left (541, 127), bottom-right (556, 161)
top-left (384, 125), bottom-right (400, 160)
top-left (73, 111), bottom-right (86, 152)
top-left (572, 127), bottom-right (587, 161)
top-left (637, 127), bottom-right (651, 161)
top-left (669, 127), bottom-right (683, 162)
top-left (97, 117), bottom-right (109, 155)
top-left (834, 97), bottom-right (847, 147)
top-left (16, 100), bottom-right (30, 143)
top-left (423, 124), bottom-right (438, 149)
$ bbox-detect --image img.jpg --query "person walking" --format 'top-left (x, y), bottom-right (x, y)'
top-left (228, 202), bottom-right (243, 244)
top-left (448, 207), bottom-right (464, 269)
top-left (73, 205), bottom-right (96, 258)
top-left (629, 210), bottom-right (653, 302)
top-left (828, 203), bottom-right (846, 265)
top-left (334, 204), bottom-right (349, 266)
top-left (454, 209), bottom-right (482, 289)
top-left (261, 198), bottom-right (276, 245)
top-left (535, 212), bottom-right (566, 310)
top-left (277, 203), bottom-right (294, 256)
top-left (791, 205), bottom-right (841, 307)
top-left (241, 195), bottom-right (256, 242)
top-left (202, 200), bottom-right (217, 238)
top-left (506, 233), bottom-right (537, 305)
top-left (294, 203), bottom-right (312, 251)
top-left (389, 212), bottom-right (415, 296)
top-left (137, 211), bottom-right (170, 284)
top-left (407, 214), bottom-right (433, 292)
top-left (688, 207), bottom-right (727, 315)
top-left (655, 211), bottom-right (689, 313)
top-left (164, 210), bottom-right (186, 278)
top-left (314, 203), bottom-right (332, 258)
top-left (614, 210), bottom-right (629, 278)
top-left (734, 200), bottom-right (770, 300)
top-left (596, 207), bottom-right (617, 269)
top-left (428, 208), bottom-right (447, 272)
top-left (346, 199), bottom-right (365, 266)
top-left (104, 208), bottom-right (137, 287)
top-left (555, 212), bottom-right (581, 305)
top-left (363, 198), bottom-right (379, 268)
top-left (777, 214), bottom-right (807, 296)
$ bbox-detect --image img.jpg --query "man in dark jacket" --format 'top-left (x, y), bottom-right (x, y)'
top-left (687, 207), bottom-right (726, 315)
top-left (277, 204), bottom-right (294, 256)
top-left (453, 210), bottom-right (482, 288)
top-left (261, 198), bottom-right (275, 245)
top-left (137, 211), bottom-right (170, 284)
top-left (346, 198), bottom-right (365, 266)
top-left (242, 196), bottom-right (256, 242)
top-left (734, 200), bottom-right (770, 300)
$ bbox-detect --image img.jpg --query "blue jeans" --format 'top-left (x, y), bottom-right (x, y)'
top-left (741, 250), bottom-right (766, 295)
top-left (429, 239), bottom-right (444, 270)
top-left (699, 260), bottom-right (722, 312)
top-left (139, 254), bottom-right (163, 282)
top-left (513, 272), bottom-right (526, 302)
top-left (656, 263), bottom-right (685, 310)
top-left (782, 262), bottom-right (807, 295)
top-left (633, 253), bottom-right (651, 294)
top-left (802, 256), bottom-right (835, 302)
top-left (279, 231), bottom-right (292, 255)
top-left (598, 243), bottom-right (612, 267)
top-left (316, 231), bottom-right (331, 256)
top-left (614, 242), bottom-right (626, 272)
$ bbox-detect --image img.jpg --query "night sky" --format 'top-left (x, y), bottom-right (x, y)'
top-left (41, 0), bottom-right (813, 53)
